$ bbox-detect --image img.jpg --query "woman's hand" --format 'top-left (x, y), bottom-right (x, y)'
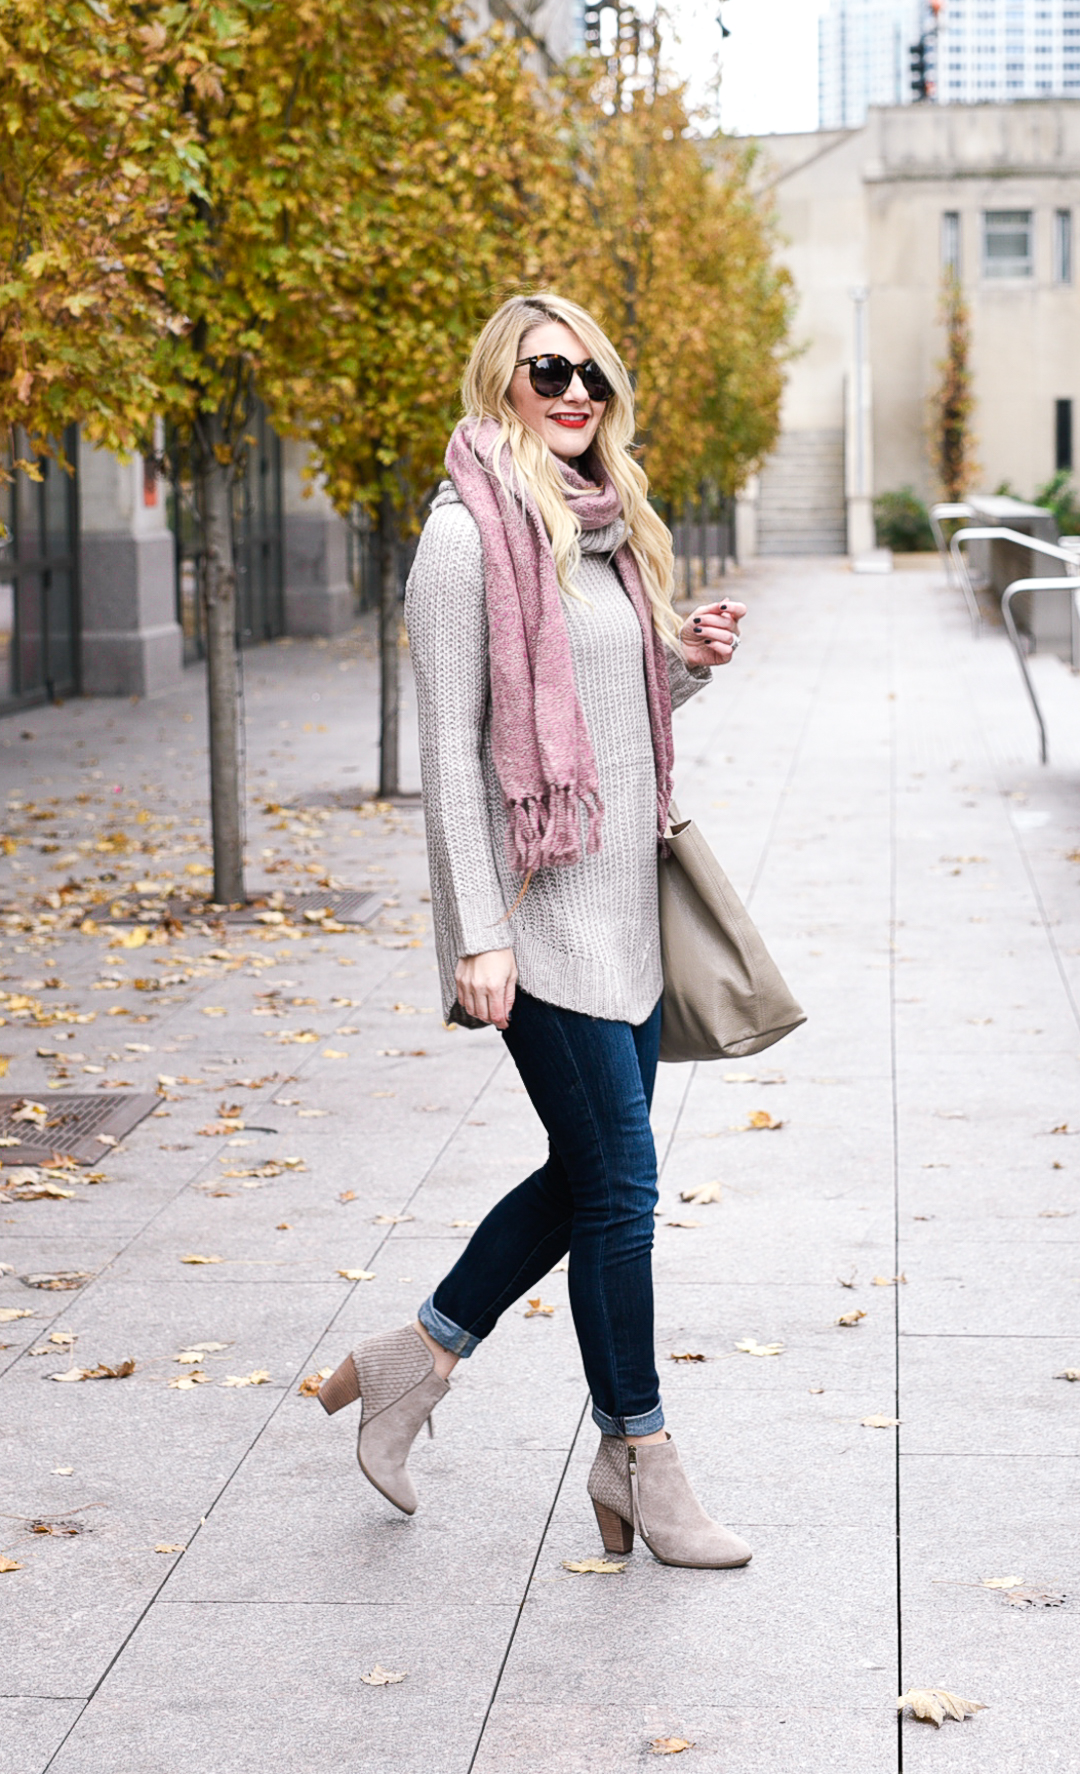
top-left (680, 600), bottom-right (746, 668)
top-left (455, 948), bottom-right (518, 1030)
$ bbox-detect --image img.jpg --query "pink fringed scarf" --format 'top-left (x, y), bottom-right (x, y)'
top-left (446, 415), bottom-right (675, 877)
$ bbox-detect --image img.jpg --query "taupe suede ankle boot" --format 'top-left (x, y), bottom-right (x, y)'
top-left (319, 1323), bottom-right (449, 1514)
top-left (587, 1433), bottom-right (752, 1568)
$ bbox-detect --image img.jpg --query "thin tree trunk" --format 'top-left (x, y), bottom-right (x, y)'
top-left (378, 491), bottom-right (399, 799)
top-left (196, 414), bottom-right (245, 905)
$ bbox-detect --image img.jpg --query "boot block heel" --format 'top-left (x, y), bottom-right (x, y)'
top-left (319, 1353), bottom-right (360, 1416)
top-left (593, 1499), bottom-right (634, 1554)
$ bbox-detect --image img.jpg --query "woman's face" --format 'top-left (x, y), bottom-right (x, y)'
top-left (507, 321), bottom-right (607, 463)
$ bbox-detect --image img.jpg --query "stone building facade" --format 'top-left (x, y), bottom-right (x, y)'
top-left (737, 99), bottom-right (1080, 554)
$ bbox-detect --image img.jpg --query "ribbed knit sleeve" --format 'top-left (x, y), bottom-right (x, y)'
top-left (404, 503), bottom-right (510, 960)
top-left (666, 648), bottom-right (712, 710)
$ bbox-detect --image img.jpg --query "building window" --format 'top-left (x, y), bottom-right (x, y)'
top-left (1054, 210), bottom-right (1073, 283)
top-left (983, 210), bottom-right (1034, 277)
top-left (941, 211), bottom-right (961, 274)
top-left (1056, 399), bottom-right (1073, 473)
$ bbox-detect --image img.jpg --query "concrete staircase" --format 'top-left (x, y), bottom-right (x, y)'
top-left (757, 428), bottom-right (846, 555)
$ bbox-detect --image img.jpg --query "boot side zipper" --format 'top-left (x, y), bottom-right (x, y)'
top-left (627, 1444), bottom-right (648, 1544)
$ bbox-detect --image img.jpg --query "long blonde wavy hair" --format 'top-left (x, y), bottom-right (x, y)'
top-left (460, 292), bottom-right (680, 648)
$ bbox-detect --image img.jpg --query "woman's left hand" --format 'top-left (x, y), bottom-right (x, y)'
top-left (680, 600), bottom-right (746, 668)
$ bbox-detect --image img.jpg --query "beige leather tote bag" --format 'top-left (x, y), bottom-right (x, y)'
top-left (658, 805), bottom-right (806, 1063)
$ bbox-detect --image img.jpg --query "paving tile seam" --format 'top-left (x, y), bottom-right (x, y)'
top-left (30, 1040), bottom-right (509, 1770)
top-left (898, 1332), bottom-right (1080, 1341)
top-left (886, 592), bottom-right (905, 1767)
top-left (900, 1451), bottom-right (1080, 1460)
top-left (1, 940), bottom-right (423, 1388)
top-left (464, 1398), bottom-right (591, 1774)
top-left (152, 1598), bottom-right (522, 1609)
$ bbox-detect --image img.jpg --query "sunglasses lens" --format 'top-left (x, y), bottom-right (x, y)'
top-left (530, 355), bottom-right (572, 397)
top-left (581, 362), bottom-right (614, 401)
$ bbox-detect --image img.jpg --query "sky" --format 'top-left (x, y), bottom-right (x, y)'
top-left (661, 0), bottom-right (830, 136)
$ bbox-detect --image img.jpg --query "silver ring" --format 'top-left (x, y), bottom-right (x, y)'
top-left (729, 634), bottom-right (740, 652)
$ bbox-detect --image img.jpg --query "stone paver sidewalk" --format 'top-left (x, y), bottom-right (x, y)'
top-left (1, 560), bottom-right (1078, 1773)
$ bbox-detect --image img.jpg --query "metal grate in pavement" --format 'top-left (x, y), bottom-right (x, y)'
top-left (0, 1093), bottom-right (159, 1163)
top-left (222, 890), bottom-right (382, 926)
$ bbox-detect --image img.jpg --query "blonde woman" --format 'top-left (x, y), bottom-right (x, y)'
top-left (319, 293), bottom-right (750, 1569)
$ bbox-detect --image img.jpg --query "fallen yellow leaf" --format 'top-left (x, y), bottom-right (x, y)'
top-left (109, 927), bottom-right (149, 949)
top-left (524, 1297), bottom-right (555, 1317)
top-left (180, 1254), bottom-right (223, 1265)
top-left (562, 1557), bottom-right (627, 1574)
top-left (0, 1556), bottom-right (23, 1573)
top-left (837, 1309), bottom-right (867, 1326)
top-left (221, 1370), bottom-right (271, 1388)
top-left (1053, 1368), bottom-right (1080, 1381)
top-left (897, 1688), bottom-right (987, 1727)
top-left (168, 1372), bottom-right (214, 1389)
top-left (12, 1099), bottom-right (48, 1125)
top-left (669, 1351), bottom-right (706, 1362)
top-left (154, 1543), bottom-right (186, 1554)
top-left (200, 1006), bottom-right (227, 1017)
top-left (0, 1308), bottom-right (33, 1323)
top-left (872, 1273), bottom-right (908, 1287)
top-left (680, 1182), bottom-right (724, 1205)
top-left (734, 1338), bottom-right (783, 1357)
top-left (982, 1575), bottom-right (1023, 1589)
top-left (0, 1056), bottom-right (9, 1077)
top-left (360, 1665), bottom-right (406, 1686)
top-left (175, 1343), bottom-right (227, 1363)
top-left (862, 1414), bottom-right (900, 1428)
top-left (665, 1219), bottom-right (700, 1229)
top-left (298, 1369), bottom-right (333, 1396)
top-left (338, 1269), bottom-right (375, 1282)
top-left (322, 1049), bottom-right (348, 1059)
top-left (650, 1739), bottom-right (693, 1756)
top-left (50, 1358), bottom-right (135, 1382)
top-left (746, 1110), bottom-right (783, 1130)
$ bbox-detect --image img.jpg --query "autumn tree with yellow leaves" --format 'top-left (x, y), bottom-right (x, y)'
top-left (3, 0), bottom-right (568, 888)
top-left (0, 0), bottom-right (199, 470)
top-left (545, 68), bottom-right (792, 510)
top-left (286, 22), bottom-right (573, 796)
top-left (1, 0), bottom-right (791, 883)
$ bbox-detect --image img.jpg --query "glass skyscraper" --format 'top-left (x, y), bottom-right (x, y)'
top-left (820, 0), bottom-right (1080, 127)
top-left (937, 0), bottom-right (1080, 102)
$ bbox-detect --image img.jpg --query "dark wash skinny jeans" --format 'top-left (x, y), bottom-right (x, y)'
top-left (418, 987), bottom-right (664, 1437)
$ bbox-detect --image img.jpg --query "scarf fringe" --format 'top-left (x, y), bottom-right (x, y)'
top-left (506, 787), bottom-right (604, 876)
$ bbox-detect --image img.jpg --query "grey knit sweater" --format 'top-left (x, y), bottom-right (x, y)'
top-left (405, 483), bottom-right (711, 1026)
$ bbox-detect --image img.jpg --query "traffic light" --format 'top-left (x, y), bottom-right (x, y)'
top-left (909, 35), bottom-right (929, 100)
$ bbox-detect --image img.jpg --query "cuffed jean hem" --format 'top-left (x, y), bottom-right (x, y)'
top-left (418, 1294), bottom-right (480, 1359)
top-left (591, 1401), bottom-right (666, 1438)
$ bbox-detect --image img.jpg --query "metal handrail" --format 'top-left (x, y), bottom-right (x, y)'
top-left (948, 526), bottom-right (1080, 639)
top-left (1001, 575), bottom-right (1080, 763)
top-left (929, 502), bottom-right (974, 593)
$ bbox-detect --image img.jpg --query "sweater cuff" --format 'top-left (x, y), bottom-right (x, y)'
top-left (455, 888), bottom-right (514, 957)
